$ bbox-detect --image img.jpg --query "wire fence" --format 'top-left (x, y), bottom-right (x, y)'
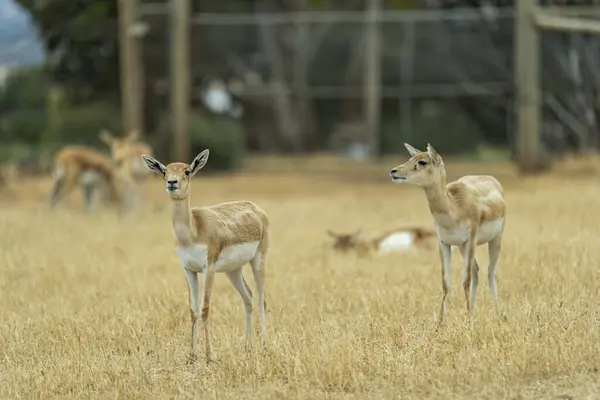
top-left (140, 6), bottom-right (517, 156)
top-left (140, 7), bottom-right (516, 98)
top-left (2, 4), bottom-right (600, 166)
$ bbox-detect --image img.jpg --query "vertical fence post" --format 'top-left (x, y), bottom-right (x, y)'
top-left (118, 0), bottom-right (143, 136)
top-left (400, 20), bottom-right (415, 144)
top-left (515, 0), bottom-right (542, 172)
top-left (364, 0), bottom-right (382, 159)
top-left (170, 0), bottom-right (190, 162)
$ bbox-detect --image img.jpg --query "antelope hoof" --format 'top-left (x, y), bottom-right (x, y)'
top-left (207, 352), bottom-right (219, 364)
top-left (435, 317), bottom-right (446, 333)
top-left (185, 353), bottom-right (199, 365)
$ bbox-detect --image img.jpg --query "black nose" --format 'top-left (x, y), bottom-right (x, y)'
top-left (167, 180), bottom-right (177, 185)
top-left (390, 169), bottom-right (397, 175)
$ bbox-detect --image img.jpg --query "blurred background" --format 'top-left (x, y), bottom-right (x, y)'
top-left (1, 0), bottom-right (599, 176)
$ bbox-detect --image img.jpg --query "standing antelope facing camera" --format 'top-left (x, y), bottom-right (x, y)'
top-left (390, 143), bottom-right (506, 326)
top-left (141, 150), bottom-right (270, 362)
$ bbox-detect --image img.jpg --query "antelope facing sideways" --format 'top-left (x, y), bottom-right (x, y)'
top-left (390, 143), bottom-right (506, 325)
top-left (100, 129), bottom-right (154, 211)
top-left (141, 149), bottom-right (270, 362)
top-left (49, 145), bottom-right (125, 213)
top-left (326, 226), bottom-right (437, 257)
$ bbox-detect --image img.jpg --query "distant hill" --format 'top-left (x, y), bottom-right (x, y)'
top-left (0, 0), bottom-right (44, 67)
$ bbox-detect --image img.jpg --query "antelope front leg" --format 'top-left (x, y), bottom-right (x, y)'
top-left (438, 242), bottom-right (452, 327)
top-left (200, 265), bottom-right (216, 362)
top-left (183, 269), bottom-right (199, 360)
top-left (460, 235), bottom-right (478, 317)
top-left (81, 184), bottom-right (95, 213)
top-left (49, 174), bottom-right (74, 210)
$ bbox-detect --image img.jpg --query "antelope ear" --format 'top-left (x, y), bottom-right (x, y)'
top-left (426, 143), bottom-right (440, 161)
top-left (141, 154), bottom-right (166, 176)
top-left (127, 130), bottom-right (140, 141)
top-left (404, 143), bottom-right (422, 157)
top-left (188, 149), bottom-right (209, 176)
top-left (99, 130), bottom-right (114, 145)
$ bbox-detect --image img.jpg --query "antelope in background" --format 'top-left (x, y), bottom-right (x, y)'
top-left (49, 145), bottom-right (127, 213)
top-left (326, 226), bottom-right (437, 258)
top-left (99, 129), bottom-right (154, 213)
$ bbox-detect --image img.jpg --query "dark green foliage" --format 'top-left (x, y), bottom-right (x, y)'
top-left (380, 100), bottom-right (481, 156)
top-left (157, 112), bottom-right (246, 172)
top-left (188, 113), bottom-right (245, 172)
top-left (0, 142), bottom-right (38, 164)
top-left (0, 66), bottom-right (50, 111)
top-left (15, 0), bottom-right (119, 101)
top-left (1, 108), bottom-right (47, 144)
top-left (0, 101), bottom-right (121, 166)
top-left (0, 67), bottom-right (121, 163)
top-left (0, 67), bottom-right (51, 146)
top-left (55, 100), bottom-right (122, 148)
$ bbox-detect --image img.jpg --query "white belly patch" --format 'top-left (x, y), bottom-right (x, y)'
top-left (436, 219), bottom-right (504, 246)
top-left (176, 241), bottom-right (259, 273)
top-left (215, 241), bottom-right (259, 272)
top-left (476, 219), bottom-right (504, 244)
top-left (377, 232), bottom-right (415, 255)
top-left (79, 170), bottom-right (103, 187)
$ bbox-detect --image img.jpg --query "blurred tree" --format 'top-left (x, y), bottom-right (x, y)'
top-left (0, 66), bottom-right (49, 112)
top-left (15, 0), bottom-right (119, 102)
top-left (16, 0), bottom-right (600, 159)
top-left (0, 66), bottom-right (50, 145)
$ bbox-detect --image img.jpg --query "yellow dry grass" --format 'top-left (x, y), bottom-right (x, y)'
top-left (1, 155), bottom-right (599, 399)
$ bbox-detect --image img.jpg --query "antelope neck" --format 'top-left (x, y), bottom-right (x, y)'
top-left (422, 171), bottom-right (454, 216)
top-left (171, 197), bottom-right (199, 243)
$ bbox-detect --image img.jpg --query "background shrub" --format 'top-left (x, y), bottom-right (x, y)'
top-left (380, 100), bottom-right (482, 156)
top-left (156, 111), bottom-right (246, 172)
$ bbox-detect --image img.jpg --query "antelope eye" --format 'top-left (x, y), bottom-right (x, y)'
top-left (417, 160), bottom-right (428, 166)
top-left (184, 170), bottom-right (190, 176)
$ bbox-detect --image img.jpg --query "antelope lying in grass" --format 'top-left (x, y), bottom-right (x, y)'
top-left (141, 149), bottom-right (270, 363)
top-left (100, 129), bottom-right (154, 211)
top-left (49, 145), bottom-right (125, 213)
top-left (390, 143), bottom-right (506, 325)
top-left (326, 226), bottom-right (436, 257)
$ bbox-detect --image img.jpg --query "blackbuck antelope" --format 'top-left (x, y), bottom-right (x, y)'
top-left (326, 226), bottom-right (436, 257)
top-left (49, 145), bottom-right (125, 213)
top-left (100, 129), bottom-right (154, 211)
top-left (390, 143), bottom-right (506, 326)
top-left (141, 149), bottom-right (270, 362)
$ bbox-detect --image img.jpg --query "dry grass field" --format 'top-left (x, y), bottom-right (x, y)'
top-left (1, 154), bottom-right (599, 399)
